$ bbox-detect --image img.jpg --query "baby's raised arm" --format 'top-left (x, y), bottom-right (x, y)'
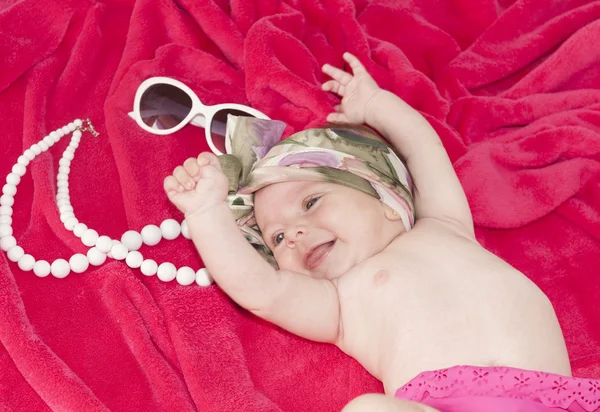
top-left (322, 53), bottom-right (474, 236)
top-left (165, 153), bottom-right (340, 344)
top-left (367, 90), bottom-right (473, 234)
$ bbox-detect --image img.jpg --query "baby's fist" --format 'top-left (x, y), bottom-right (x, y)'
top-left (164, 152), bottom-right (229, 217)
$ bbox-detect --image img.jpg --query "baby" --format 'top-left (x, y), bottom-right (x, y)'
top-left (164, 53), bottom-right (591, 412)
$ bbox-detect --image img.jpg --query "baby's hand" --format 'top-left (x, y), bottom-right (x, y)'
top-left (321, 52), bottom-right (382, 124)
top-left (164, 152), bottom-right (228, 218)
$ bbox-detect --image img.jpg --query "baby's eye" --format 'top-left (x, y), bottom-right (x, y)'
top-left (273, 233), bottom-right (284, 245)
top-left (305, 197), bottom-right (320, 210)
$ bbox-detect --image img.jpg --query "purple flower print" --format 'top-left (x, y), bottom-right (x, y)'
top-left (279, 151), bottom-right (339, 167)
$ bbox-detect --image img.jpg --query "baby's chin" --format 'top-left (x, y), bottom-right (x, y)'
top-left (275, 260), bottom-right (348, 281)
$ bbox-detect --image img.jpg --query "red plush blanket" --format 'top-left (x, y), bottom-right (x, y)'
top-left (1, 0), bottom-right (599, 410)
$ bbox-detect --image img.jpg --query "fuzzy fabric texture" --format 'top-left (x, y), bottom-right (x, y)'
top-left (1, 0), bottom-right (599, 411)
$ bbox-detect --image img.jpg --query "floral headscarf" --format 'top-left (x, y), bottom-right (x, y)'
top-left (219, 116), bottom-right (415, 267)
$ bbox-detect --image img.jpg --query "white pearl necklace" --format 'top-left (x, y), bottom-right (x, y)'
top-left (0, 119), bottom-right (213, 287)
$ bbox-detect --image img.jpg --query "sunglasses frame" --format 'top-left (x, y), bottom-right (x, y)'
top-left (128, 76), bottom-right (270, 155)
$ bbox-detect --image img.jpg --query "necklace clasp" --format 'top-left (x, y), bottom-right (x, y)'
top-left (79, 118), bottom-right (99, 137)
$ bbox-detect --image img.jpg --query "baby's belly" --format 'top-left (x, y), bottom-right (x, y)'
top-left (335, 240), bottom-right (571, 394)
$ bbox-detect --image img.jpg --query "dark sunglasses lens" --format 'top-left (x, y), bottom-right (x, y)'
top-left (210, 109), bottom-right (256, 153)
top-left (139, 84), bottom-right (192, 131)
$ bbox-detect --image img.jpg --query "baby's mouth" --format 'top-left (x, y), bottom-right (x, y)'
top-left (304, 240), bottom-right (336, 271)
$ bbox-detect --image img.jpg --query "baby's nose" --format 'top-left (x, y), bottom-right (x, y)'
top-left (285, 227), bottom-right (305, 246)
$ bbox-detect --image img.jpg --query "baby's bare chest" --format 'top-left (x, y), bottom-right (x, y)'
top-left (337, 236), bottom-right (519, 330)
top-left (334, 231), bottom-right (554, 383)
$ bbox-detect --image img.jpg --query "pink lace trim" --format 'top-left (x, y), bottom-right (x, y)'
top-left (396, 365), bottom-right (600, 411)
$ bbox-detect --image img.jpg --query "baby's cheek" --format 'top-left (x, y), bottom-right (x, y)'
top-left (274, 252), bottom-right (300, 273)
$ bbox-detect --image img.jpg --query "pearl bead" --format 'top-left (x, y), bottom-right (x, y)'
top-left (0, 194), bottom-right (14, 207)
top-left (43, 136), bottom-right (54, 146)
top-left (57, 198), bottom-right (70, 207)
top-left (81, 229), bottom-right (99, 247)
top-left (195, 268), bottom-right (213, 286)
top-left (106, 240), bottom-right (118, 258)
top-left (17, 155), bottom-right (30, 166)
top-left (68, 122), bottom-right (77, 132)
top-left (160, 219), bottom-right (181, 240)
top-left (181, 220), bottom-right (190, 239)
top-left (110, 243), bottom-right (128, 260)
top-left (33, 260), bottom-right (51, 277)
top-left (125, 251), bottom-right (143, 268)
top-left (141, 224), bottom-right (161, 246)
top-left (50, 131), bottom-right (60, 141)
top-left (0, 206), bottom-right (13, 216)
top-left (30, 144), bottom-right (41, 155)
top-left (56, 192), bottom-right (69, 200)
top-left (59, 204), bottom-right (74, 214)
top-left (68, 141), bottom-right (79, 150)
top-left (7, 246), bottom-right (25, 262)
top-left (57, 172), bottom-right (68, 181)
top-left (60, 212), bottom-right (74, 224)
top-left (95, 235), bottom-right (113, 253)
top-left (61, 126), bottom-right (70, 134)
top-left (23, 149), bottom-right (35, 160)
top-left (0, 224), bottom-right (13, 237)
top-left (64, 216), bottom-right (78, 230)
top-left (87, 247), bottom-right (107, 266)
top-left (74, 119), bottom-right (83, 127)
top-left (0, 215), bottom-right (12, 225)
top-left (2, 184), bottom-right (16, 197)
top-left (69, 253), bottom-right (89, 273)
top-left (6, 173), bottom-right (20, 185)
top-left (58, 166), bottom-right (70, 174)
top-left (121, 230), bottom-right (142, 251)
top-left (51, 259), bottom-right (70, 278)
top-left (73, 223), bottom-right (88, 237)
top-left (17, 254), bottom-right (35, 271)
top-left (140, 259), bottom-right (157, 276)
top-left (176, 266), bottom-right (195, 286)
top-left (0, 235), bottom-right (16, 251)
top-left (57, 180), bottom-right (68, 188)
top-left (63, 151), bottom-right (74, 160)
top-left (73, 130), bottom-right (82, 138)
top-left (157, 262), bottom-right (177, 282)
top-left (59, 158), bottom-right (70, 167)
top-left (12, 164), bottom-right (26, 177)
top-left (38, 141), bottom-right (49, 151)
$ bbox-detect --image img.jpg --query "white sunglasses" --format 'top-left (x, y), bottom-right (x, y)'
top-left (128, 76), bottom-right (269, 155)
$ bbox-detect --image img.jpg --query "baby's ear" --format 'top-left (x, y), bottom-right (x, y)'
top-left (383, 204), bottom-right (403, 221)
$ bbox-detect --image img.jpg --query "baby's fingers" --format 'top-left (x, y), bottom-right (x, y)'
top-left (322, 63), bottom-right (352, 85)
top-left (197, 152), bottom-right (222, 170)
top-left (343, 52), bottom-right (366, 74)
top-left (326, 112), bottom-right (349, 123)
top-left (173, 165), bottom-right (196, 190)
top-left (164, 175), bottom-right (184, 197)
top-left (184, 157), bottom-right (201, 179)
top-left (322, 80), bottom-right (345, 96)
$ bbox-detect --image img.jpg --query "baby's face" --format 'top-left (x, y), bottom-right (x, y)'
top-left (254, 181), bottom-right (405, 280)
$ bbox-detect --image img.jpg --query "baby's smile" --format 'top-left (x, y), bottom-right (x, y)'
top-left (304, 240), bottom-right (336, 270)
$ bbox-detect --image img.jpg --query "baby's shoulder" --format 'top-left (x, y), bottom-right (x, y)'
top-left (335, 219), bottom-right (479, 288)
top-left (403, 217), bottom-right (476, 244)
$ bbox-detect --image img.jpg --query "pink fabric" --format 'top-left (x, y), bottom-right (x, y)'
top-left (395, 366), bottom-right (600, 412)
